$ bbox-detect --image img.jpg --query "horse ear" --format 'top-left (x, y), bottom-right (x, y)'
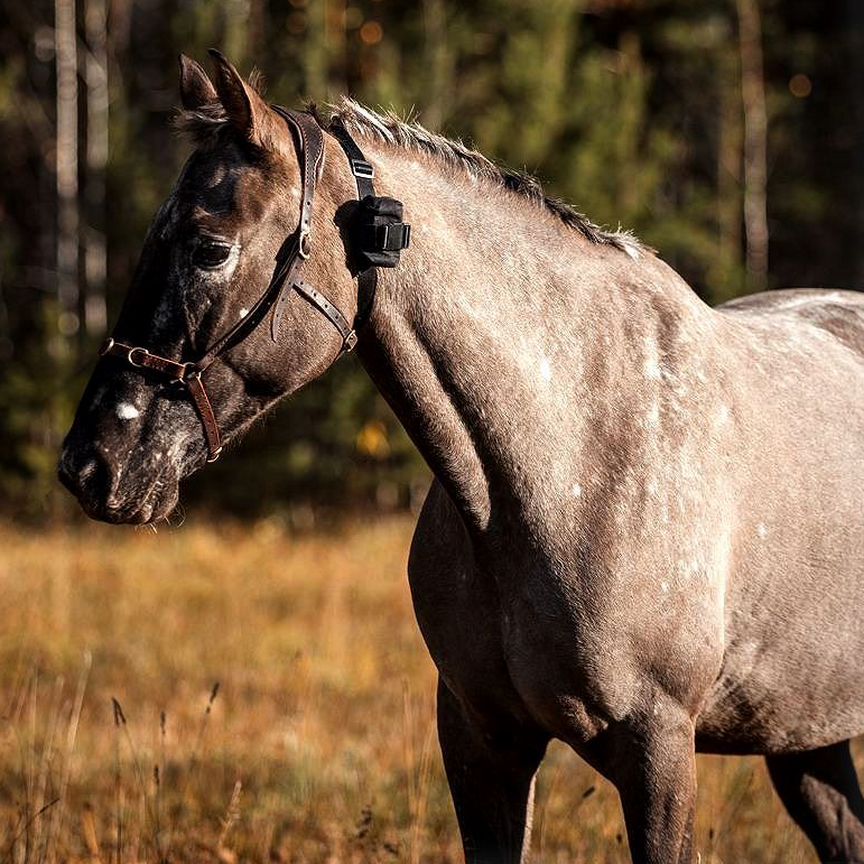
top-left (178, 54), bottom-right (217, 110)
top-left (207, 49), bottom-right (270, 146)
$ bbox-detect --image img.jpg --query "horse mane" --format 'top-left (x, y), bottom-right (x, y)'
top-left (175, 84), bottom-right (642, 256)
top-left (313, 98), bottom-right (643, 256)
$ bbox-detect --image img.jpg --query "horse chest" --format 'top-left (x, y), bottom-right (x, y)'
top-left (410, 552), bottom-right (634, 746)
top-left (409, 506), bottom-right (627, 736)
top-left (408, 538), bottom-right (516, 712)
top-left (409, 481), bottom-right (731, 744)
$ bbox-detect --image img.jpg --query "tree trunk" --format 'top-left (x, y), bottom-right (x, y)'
top-left (736, 0), bottom-right (769, 293)
top-left (84, 0), bottom-right (108, 337)
top-left (422, 0), bottom-right (448, 130)
top-left (847, 0), bottom-right (864, 287)
top-left (55, 0), bottom-right (79, 345)
top-left (305, 0), bottom-right (327, 97)
top-left (718, 23), bottom-right (743, 299)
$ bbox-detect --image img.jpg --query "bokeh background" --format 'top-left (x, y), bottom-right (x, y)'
top-left (1, 1), bottom-right (862, 861)
top-left (4, 0), bottom-right (864, 520)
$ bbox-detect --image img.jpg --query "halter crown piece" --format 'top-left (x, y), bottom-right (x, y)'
top-left (98, 108), bottom-right (411, 463)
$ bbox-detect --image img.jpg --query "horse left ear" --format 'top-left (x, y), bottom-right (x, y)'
top-left (207, 49), bottom-right (271, 148)
top-left (178, 54), bottom-right (217, 110)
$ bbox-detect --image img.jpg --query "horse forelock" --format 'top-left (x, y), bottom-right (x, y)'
top-left (173, 102), bottom-right (230, 145)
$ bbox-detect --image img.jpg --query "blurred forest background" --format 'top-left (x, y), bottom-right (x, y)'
top-left (2, 0), bottom-right (864, 521)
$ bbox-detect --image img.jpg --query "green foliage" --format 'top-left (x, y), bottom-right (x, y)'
top-left (0, 308), bottom-right (85, 521)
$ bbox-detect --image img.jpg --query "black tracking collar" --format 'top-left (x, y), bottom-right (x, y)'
top-left (328, 117), bottom-right (411, 332)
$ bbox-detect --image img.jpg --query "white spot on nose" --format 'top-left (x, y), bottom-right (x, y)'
top-left (756, 522), bottom-right (768, 540)
top-left (239, 307), bottom-right (249, 319)
top-left (540, 357), bottom-right (553, 382)
top-left (661, 581), bottom-right (670, 593)
top-left (571, 483), bottom-right (582, 498)
top-left (116, 402), bottom-right (140, 421)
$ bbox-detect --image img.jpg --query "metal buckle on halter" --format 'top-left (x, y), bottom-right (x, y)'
top-left (343, 330), bottom-right (358, 352)
top-left (350, 159), bottom-right (374, 180)
top-left (127, 347), bottom-right (150, 368)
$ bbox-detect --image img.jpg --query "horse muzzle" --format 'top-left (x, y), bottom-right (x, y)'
top-left (58, 438), bottom-right (179, 525)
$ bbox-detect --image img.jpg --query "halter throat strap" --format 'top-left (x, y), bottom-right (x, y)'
top-left (327, 116), bottom-right (380, 330)
top-left (97, 108), bottom-right (409, 464)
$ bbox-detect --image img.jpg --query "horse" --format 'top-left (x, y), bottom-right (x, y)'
top-left (59, 51), bottom-right (864, 863)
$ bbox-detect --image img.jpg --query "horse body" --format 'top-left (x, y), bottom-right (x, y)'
top-left (58, 54), bottom-right (864, 863)
top-left (401, 276), bottom-right (864, 858)
top-left (357, 126), bottom-right (864, 853)
top-left (364, 137), bottom-right (864, 753)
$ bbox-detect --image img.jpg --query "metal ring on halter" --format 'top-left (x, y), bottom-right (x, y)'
top-left (128, 347), bottom-right (150, 368)
top-left (298, 231), bottom-right (311, 259)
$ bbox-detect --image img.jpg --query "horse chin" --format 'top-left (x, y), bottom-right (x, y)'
top-left (120, 482), bottom-right (180, 525)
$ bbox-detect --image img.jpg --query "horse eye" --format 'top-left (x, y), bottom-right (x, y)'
top-left (192, 240), bottom-right (232, 270)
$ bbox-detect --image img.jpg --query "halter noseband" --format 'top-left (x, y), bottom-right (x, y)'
top-left (99, 107), bottom-right (410, 463)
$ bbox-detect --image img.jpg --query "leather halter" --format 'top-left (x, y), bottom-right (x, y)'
top-left (99, 108), bottom-right (409, 463)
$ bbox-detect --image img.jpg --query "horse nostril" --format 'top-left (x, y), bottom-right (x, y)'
top-left (78, 459), bottom-right (98, 482)
top-left (58, 448), bottom-right (112, 504)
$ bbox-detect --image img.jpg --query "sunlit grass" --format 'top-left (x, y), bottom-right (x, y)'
top-left (0, 516), bottom-right (821, 862)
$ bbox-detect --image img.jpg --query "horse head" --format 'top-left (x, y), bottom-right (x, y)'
top-left (58, 52), bottom-right (367, 523)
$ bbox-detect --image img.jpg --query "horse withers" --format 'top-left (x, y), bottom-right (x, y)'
top-left (59, 52), bottom-right (864, 863)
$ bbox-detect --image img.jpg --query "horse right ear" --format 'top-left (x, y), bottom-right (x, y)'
top-left (206, 49), bottom-right (287, 155)
top-left (178, 54), bottom-right (217, 110)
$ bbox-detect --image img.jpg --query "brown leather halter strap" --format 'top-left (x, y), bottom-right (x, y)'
top-left (99, 108), bottom-right (373, 463)
top-left (99, 338), bottom-right (224, 458)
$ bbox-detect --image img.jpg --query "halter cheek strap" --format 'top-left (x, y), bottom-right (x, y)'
top-left (97, 108), bottom-right (410, 464)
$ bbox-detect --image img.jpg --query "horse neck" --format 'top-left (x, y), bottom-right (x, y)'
top-left (349, 139), bottom-right (719, 536)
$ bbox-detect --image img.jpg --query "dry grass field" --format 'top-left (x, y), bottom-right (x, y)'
top-left (0, 514), bottom-right (834, 863)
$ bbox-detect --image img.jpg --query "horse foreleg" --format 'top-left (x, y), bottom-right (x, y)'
top-left (437, 678), bottom-right (547, 864)
top-left (766, 739), bottom-right (864, 862)
top-left (606, 700), bottom-right (697, 864)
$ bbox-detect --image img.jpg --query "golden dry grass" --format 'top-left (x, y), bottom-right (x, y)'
top-left (0, 515), bottom-right (828, 863)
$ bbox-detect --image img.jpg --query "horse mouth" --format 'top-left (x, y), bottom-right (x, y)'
top-left (103, 474), bottom-right (180, 525)
top-left (59, 455), bottom-right (180, 525)
top-left (99, 485), bottom-right (179, 525)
